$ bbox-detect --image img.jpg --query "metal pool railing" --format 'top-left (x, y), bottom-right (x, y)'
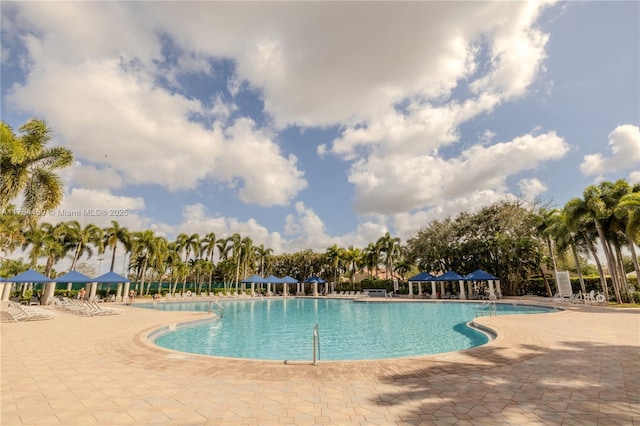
top-left (476, 300), bottom-right (497, 317)
top-left (312, 323), bottom-right (320, 365)
top-left (208, 300), bottom-right (225, 318)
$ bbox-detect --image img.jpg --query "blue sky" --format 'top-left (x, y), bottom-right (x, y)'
top-left (1, 1), bottom-right (639, 272)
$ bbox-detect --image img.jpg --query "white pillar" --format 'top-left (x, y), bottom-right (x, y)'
top-left (488, 280), bottom-right (496, 297)
top-left (313, 282), bottom-right (318, 296)
top-left (251, 282), bottom-right (255, 296)
top-left (418, 283), bottom-right (422, 297)
top-left (440, 282), bottom-right (445, 297)
top-left (495, 280), bottom-right (502, 298)
top-left (431, 282), bottom-right (437, 299)
top-left (43, 282), bottom-right (56, 303)
top-left (66, 283), bottom-right (72, 293)
top-left (284, 283), bottom-right (288, 297)
top-left (467, 281), bottom-right (473, 298)
top-left (116, 283), bottom-right (123, 301)
top-left (2, 283), bottom-right (13, 301)
top-left (89, 282), bottom-right (98, 301)
top-left (123, 282), bottom-right (130, 303)
top-left (458, 280), bottom-right (466, 300)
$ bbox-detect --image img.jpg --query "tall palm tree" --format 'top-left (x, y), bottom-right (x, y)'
top-left (362, 243), bottom-right (379, 280)
top-left (56, 221), bottom-right (103, 271)
top-left (0, 119), bottom-right (73, 218)
top-left (0, 205), bottom-right (26, 258)
top-left (241, 236), bottom-right (254, 283)
top-left (103, 220), bottom-right (130, 272)
top-left (201, 232), bottom-right (217, 263)
top-left (343, 246), bottom-right (363, 285)
top-left (325, 244), bottom-right (345, 286)
top-left (565, 185), bottom-right (621, 303)
top-left (254, 244), bottom-right (273, 277)
top-left (229, 234), bottom-right (243, 292)
top-left (130, 230), bottom-right (156, 295)
top-left (377, 232), bottom-right (401, 281)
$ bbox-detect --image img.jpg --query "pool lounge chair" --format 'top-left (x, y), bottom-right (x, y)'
top-left (6, 301), bottom-right (57, 321)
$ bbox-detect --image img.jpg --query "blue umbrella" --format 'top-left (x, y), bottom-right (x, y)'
top-left (241, 274), bottom-right (266, 283)
top-left (464, 269), bottom-right (498, 280)
top-left (432, 271), bottom-right (464, 281)
top-left (8, 269), bottom-right (51, 282)
top-left (54, 270), bottom-right (93, 283)
top-left (408, 271), bottom-right (436, 281)
top-left (303, 275), bottom-right (326, 284)
top-left (280, 276), bottom-right (299, 284)
top-left (94, 271), bottom-right (130, 283)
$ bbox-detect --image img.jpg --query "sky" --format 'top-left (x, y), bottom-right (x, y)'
top-left (1, 1), bottom-right (639, 274)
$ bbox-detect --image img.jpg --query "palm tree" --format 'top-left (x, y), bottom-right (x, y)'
top-left (103, 221), bottom-right (130, 272)
top-left (565, 185), bottom-right (622, 303)
top-left (325, 244), bottom-right (345, 286)
top-left (229, 234), bottom-right (243, 292)
top-left (0, 119), bottom-right (73, 218)
top-left (362, 243), bottom-right (379, 280)
top-left (241, 236), bottom-right (254, 285)
top-left (0, 204), bottom-right (26, 258)
top-left (254, 244), bottom-right (273, 277)
top-left (343, 246), bottom-right (364, 285)
top-left (130, 230), bottom-right (155, 296)
top-left (377, 232), bottom-right (401, 281)
top-left (56, 221), bottom-right (103, 271)
top-left (614, 190), bottom-right (640, 286)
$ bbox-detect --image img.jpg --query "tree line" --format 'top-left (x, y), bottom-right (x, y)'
top-left (1, 118), bottom-right (638, 301)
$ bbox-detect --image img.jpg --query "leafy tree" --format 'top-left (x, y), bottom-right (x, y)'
top-left (407, 200), bottom-right (544, 295)
top-left (0, 119), bottom-right (73, 219)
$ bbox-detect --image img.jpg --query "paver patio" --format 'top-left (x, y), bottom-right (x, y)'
top-left (1, 299), bottom-right (638, 425)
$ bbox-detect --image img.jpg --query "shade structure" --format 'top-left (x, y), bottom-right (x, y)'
top-left (0, 277), bottom-right (5, 282)
top-left (408, 271), bottom-right (436, 281)
top-left (464, 269), bottom-right (498, 280)
top-left (432, 271), bottom-right (464, 281)
top-left (241, 274), bottom-right (266, 283)
top-left (280, 276), bottom-right (298, 284)
top-left (303, 275), bottom-right (326, 284)
top-left (263, 275), bottom-right (283, 283)
top-left (54, 270), bottom-right (93, 283)
top-left (8, 269), bottom-right (52, 282)
top-left (94, 271), bottom-right (130, 283)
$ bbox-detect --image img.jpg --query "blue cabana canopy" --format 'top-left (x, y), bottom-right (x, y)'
top-left (95, 271), bottom-right (130, 283)
top-left (280, 275), bottom-right (298, 284)
top-left (263, 275), bottom-right (283, 283)
top-left (464, 269), bottom-right (498, 280)
top-left (432, 271), bottom-right (464, 281)
top-left (303, 275), bottom-right (326, 284)
top-left (408, 271), bottom-right (436, 281)
top-left (241, 275), bottom-right (265, 283)
top-left (8, 269), bottom-right (52, 283)
top-left (55, 270), bottom-right (93, 283)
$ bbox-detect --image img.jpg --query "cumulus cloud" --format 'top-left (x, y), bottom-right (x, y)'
top-left (349, 132), bottom-right (569, 214)
top-left (518, 178), bottom-right (548, 202)
top-left (580, 124), bottom-right (640, 176)
top-left (2, 1), bottom-right (570, 253)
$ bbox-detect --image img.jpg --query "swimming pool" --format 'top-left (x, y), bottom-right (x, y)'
top-left (142, 299), bottom-right (556, 361)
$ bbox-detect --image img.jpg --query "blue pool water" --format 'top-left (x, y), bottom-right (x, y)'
top-left (141, 299), bottom-right (555, 361)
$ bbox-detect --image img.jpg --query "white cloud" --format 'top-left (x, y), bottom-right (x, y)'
top-left (349, 132), bottom-right (569, 214)
top-left (629, 171), bottom-right (640, 184)
top-left (392, 190), bottom-right (517, 240)
top-left (42, 188), bottom-right (147, 231)
top-left (518, 178), bottom-right (548, 202)
top-left (580, 124), bottom-right (640, 176)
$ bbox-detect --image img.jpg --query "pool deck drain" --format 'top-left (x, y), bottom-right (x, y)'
top-left (2, 298), bottom-right (638, 425)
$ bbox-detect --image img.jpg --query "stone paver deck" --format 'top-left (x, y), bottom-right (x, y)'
top-left (1, 299), bottom-right (639, 425)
